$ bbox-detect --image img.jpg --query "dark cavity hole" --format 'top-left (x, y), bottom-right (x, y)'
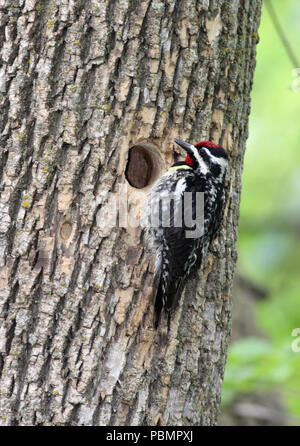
top-left (125, 146), bottom-right (153, 189)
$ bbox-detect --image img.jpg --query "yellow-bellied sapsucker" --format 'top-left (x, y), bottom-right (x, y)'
top-left (145, 139), bottom-right (228, 327)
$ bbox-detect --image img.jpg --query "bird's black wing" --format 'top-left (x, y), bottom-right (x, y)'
top-left (154, 175), bottom-right (204, 324)
top-left (154, 225), bottom-right (196, 327)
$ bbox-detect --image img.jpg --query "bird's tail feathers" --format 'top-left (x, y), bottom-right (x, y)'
top-left (153, 274), bottom-right (185, 329)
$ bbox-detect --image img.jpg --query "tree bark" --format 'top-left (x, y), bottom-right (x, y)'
top-left (0, 0), bottom-right (262, 426)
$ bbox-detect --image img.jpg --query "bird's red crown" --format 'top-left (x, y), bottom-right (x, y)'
top-left (185, 141), bottom-right (222, 167)
top-left (195, 140), bottom-right (221, 149)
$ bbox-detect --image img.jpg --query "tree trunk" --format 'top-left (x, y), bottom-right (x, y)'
top-left (0, 0), bottom-right (261, 426)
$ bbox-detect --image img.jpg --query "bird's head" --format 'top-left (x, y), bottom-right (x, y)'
top-left (174, 139), bottom-right (228, 176)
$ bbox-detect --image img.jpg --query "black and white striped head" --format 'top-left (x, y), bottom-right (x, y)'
top-left (174, 139), bottom-right (228, 177)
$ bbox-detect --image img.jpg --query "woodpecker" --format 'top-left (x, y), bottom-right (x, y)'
top-left (145, 139), bottom-right (228, 328)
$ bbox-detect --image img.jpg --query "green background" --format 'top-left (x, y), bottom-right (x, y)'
top-left (222, 0), bottom-right (300, 422)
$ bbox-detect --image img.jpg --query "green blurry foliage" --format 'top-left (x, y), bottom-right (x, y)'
top-left (223, 0), bottom-right (300, 420)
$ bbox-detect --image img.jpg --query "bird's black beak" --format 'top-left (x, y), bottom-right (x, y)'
top-left (174, 139), bottom-right (195, 156)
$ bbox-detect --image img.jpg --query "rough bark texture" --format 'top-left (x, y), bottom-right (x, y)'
top-left (0, 0), bottom-right (261, 426)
